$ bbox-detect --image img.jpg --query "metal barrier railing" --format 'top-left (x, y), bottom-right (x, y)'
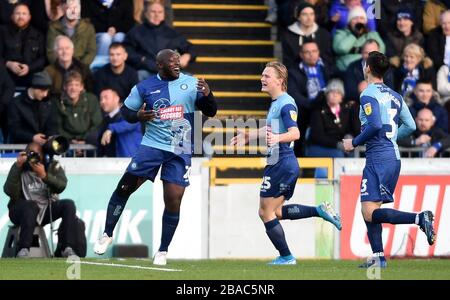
top-left (0, 144), bottom-right (97, 157)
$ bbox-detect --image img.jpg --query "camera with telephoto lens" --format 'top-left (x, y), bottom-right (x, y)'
top-left (24, 135), bottom-right (69, 169)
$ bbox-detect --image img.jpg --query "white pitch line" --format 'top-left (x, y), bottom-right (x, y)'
top-left (75, 261), bottom-right (182, 272)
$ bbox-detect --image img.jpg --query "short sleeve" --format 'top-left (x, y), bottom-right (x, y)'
top-left (280, 104), bottom-right (298, 129)
top-left (124, 86), bottom-right (143, 111)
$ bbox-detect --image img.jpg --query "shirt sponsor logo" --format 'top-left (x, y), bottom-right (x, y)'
top-left (159, 105), bottom-right (184, 120)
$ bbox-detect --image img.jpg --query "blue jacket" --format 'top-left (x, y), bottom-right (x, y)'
top-left (98, 111), bottom-right (142, 157)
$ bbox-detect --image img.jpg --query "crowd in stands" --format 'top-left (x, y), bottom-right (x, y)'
top-left (0, 0), bottom-right (188, 158)
top-left (1, 0), bottom-right (450, 158)
top-left (273, 0), bottom-right (450, 157)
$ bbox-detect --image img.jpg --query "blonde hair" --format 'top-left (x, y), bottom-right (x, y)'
top-left (402, 43), bottom-right (425, 61)
top-left (265, 61), bottom-right (288, 91)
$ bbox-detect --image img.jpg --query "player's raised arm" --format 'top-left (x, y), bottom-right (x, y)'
top-left (195, 78), bottom-right (217, 117)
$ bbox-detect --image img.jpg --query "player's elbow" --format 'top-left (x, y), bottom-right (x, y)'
top-left (120, 105), bottom-right (139, 123)
top-left (203, 104), bottom-right (217, 118)
top-left (291, 127), bottom-right (300, 141)
top-left (372, 122), bottom-right (383, 131)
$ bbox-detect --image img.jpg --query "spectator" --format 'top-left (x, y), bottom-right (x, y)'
top-left (0, 0), bottom-right (29, 26)
top-left (45, 35), bottom-right (93, 96)
top-left (29, 0), bottom-right (64, 34)
top-left (426, 10), bottom-right (450, 72)
top-left (0, 63), bottom-right (15, 143)
top-left (124, 0), bottom-right (195, 80)
top-left (53, 70), bottom-right (102, 147)
top-left (8, 71), bottom-right (59, 144)
top-left (332, 6), bottom-right (384, 72)
top-left (0, 3), bottom-right (46, 87)
top-left (46, 0), bottom-right (96, 66)
top-left (287, 40), bottom-right (335, 156)
top-left (423, 0), bottom-right (449, 34)
top-left (378, 0), bottom-right (423, 38)
top-left (437, 62), bottom-right (450, 103)
top-left (306, 79), bottom-right (360, 157)
top-left (392, 43), bottom-right (435, 96)
top-left (93, 42), bottom-right (138, 101)
top-left (398, 108), bottom-right (450, 157)
top-left (406, 79), bottom-right (449, 132)
top-left (97, 88), bottom-right (141, 157)
top-left (344, 39), bottom-right (394, 103)
top-left (306, 0), bottom-right (331, 30)
top-left (281, 2), bottom-right (333, 69)
top-left (81, 0), bottom-right (134, 71)
top-left (133, 0), bottom-right (173, 27)
top-left (437, 62), bottom-right (450, 131)
top-left (328, 0), bottom-right (376, 35)
top-left (385, 9), bottom-right (424, 60)
top-left (3, 141), bottom-right (78, 258)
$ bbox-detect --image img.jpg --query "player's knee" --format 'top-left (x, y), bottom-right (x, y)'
top-left (258, 207), bottom-right (271, 221)
top-left (116, 173), bottom-right (139, 199)
top-left (361, 209), bottom-right (373, 222)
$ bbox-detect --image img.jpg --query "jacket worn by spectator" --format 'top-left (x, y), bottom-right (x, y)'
top-left (46, 18), bottom-right (96, 66)
top-left (333, 28), bottom-right (385, 72)
top-left (93, 64), bottom-right (138, 100)
top-left (4, 160), bottom-right (66, 212)
top-left (437, 64), bottom-right (450, 102)
top-left (406, 92), bottom-right (449, 133)
top-left (0, 62), bottom-right (14, 139)
top-left (392, 58), bottom-right (436, 94)
top-left (53, 92), bottom-right (102, 141)
top-left (287, 59), bottom-right (335, 110)
top-left (8, 91), bottom-right (59, 143)
top-left (44, 59), bottom-right (94, 96)
top-left (398, 127), bottom-right (450, 154)
top-left (281, 22), bottom-right (334, 69)
top-left (81, 0), bottom-right (134, 34)
top-left (97, 109), bottom-right (142, 157)
top-left (3, 155), bottom-right (78, 257)
top-left (308, 97), bottom-right (360, 149)
top-left (385, 29), bottom-right (424, 59)
top-left (124, 20), bottom-right (195, 73)
top-left (426, 26), bottom-right (446, 71)
top-left (0, 23), bottom-right (46, 85)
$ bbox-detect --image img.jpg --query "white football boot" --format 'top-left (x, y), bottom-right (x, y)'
top-left (94, 233), bottom-right (112, 255)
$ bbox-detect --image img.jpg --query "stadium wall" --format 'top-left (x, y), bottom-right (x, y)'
top-left (1, 158), bottom-right (449, 259)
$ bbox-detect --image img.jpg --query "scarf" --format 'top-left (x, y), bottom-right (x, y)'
top-left (401, 66), bottom-right (419, 95)
top-left (300, 59), bottom-right (326, 100)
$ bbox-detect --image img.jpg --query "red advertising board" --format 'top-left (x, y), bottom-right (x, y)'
top-left (340, 176), bottom-right (450, 259)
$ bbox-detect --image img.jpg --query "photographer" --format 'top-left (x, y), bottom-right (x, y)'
top-left (333, 6), bottom-right (385, 73)
top-left (3, 142), bottom-right (78, 258)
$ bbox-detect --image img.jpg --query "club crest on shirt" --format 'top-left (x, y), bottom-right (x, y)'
top-left (290, 110), bottom-right (297, 121)
top-left (363, 103), bottom-right (372, 115)
top-left (180, 84), bottom-right (188, 90)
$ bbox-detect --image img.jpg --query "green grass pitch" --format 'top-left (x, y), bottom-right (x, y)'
top-left (1, 258), bottom-right (450, 280)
